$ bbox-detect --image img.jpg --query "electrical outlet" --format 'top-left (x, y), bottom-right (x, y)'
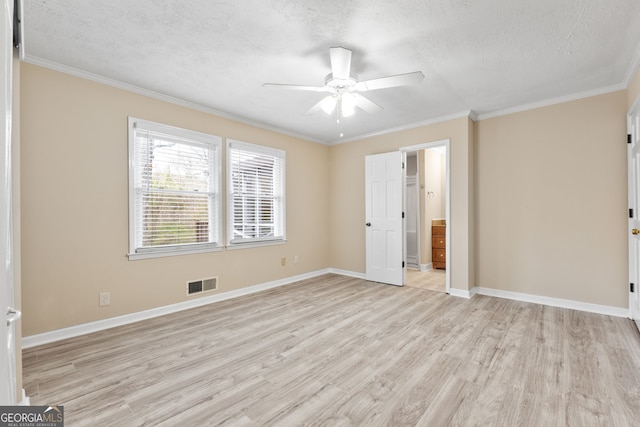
top-left (281, 257), bottom-right (286, 266)
top-left (99, 292), bottom-right (111, 307)
top-left (294, 255), bottom-right (299, 264)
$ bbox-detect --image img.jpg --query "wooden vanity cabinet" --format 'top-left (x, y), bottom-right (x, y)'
top-left (432, 225), bottom-right (446, 269)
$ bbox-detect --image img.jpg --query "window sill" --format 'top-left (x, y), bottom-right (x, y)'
top-left (128, 245), bottom-right (224, 260)
top-left (226, 239), bottom-right (287, 251)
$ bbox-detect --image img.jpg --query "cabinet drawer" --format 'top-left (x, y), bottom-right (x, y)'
top-left (432, 248), bottom-right (446, 263)
top-left (432, 225), bottom-right (445, 236)
top-left (432, 235), bottom-right (446, 249)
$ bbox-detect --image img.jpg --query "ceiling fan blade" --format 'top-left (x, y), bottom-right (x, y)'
top-left (354, 94), bottom-right (383, 114)
top-left (305, 96), bottom-right (336, 115)
top-left (356, 71), bottom-right (425, 91)
top-left (305, 98), bottom-right (326, 115)
top-left (329, 47), bottom-right (352, 80)
top-left (262, 83), bottom-right (329, 92)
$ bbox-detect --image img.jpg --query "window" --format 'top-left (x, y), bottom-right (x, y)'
top-left (128, 118), bottom-right (221, 259)
top-left (227, 139), bottom-right (285, 246)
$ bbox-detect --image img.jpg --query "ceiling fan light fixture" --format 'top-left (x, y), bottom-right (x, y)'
top-left (320, 96), bottom-right (337, 115)
top-left (341, 93), bottom-right (356, 117)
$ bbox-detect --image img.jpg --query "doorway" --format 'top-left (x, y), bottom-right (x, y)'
top-left (364, 140), bottom-right (450, 293)
top-left (401, 140), bottom-right (450, 294)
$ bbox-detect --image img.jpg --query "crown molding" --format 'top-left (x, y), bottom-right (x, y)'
top-left (476, 83), bottom-right (626, 121)
top-left (328, 110), bottom-right (476, 145)
top-left (22, 55), bottom-right (634, 144)
top-left (20, 56), bottom-right (477, 146)
top-left (623, 38), bottom-right (640, 88)
top-left (22, 55), bottom-right (327, 145)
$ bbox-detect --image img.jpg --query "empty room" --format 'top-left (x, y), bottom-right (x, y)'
top-left (2, 0), bottom-right (640, 425)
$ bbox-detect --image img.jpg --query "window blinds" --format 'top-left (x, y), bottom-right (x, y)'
top-left (228, 140), bottom-right (285, 244)
top-left (132, 122), bottom-right (220, 252)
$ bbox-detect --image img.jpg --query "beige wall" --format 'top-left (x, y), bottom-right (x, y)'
top-left (475, 91), bottom-right (628, 307)
top-left (628, 67), bottom-right (640, 110)
top-left (328, 117), bottom-right (474, 292)
top-left (20, 64), bottom-right (330, 336)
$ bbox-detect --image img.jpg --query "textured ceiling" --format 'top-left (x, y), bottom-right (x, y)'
top-left (22, 0), bottom-right (640, 144)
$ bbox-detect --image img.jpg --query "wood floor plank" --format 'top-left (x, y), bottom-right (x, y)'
top-left (414, 375), bottom-right (478, 427)
top-left (22, 274), bottom-right (640, 426)
top-left (385, 351), bottom-right (465, 426)
top-left (564, 310), bottom-right (618, 426)
top-left (405, 269), bottom-right (446, 292)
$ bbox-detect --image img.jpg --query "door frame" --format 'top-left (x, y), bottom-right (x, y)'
top-left (628, 102), bottom-right (640, 329)
top-left (1, 0), bottom-right (20, 404)
top-left (400, 139), bottom-right (451, 294)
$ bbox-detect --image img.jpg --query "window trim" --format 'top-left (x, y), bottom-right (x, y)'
top-left (128, 117), bottom-right (223, 260)
top-left (226, 139), bottom-right (286, 248)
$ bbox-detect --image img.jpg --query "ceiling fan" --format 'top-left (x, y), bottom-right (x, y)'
top-left (263, 47), bottom-right (425, 121)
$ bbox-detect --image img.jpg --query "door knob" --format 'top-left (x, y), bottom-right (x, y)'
top-left (6, 307), bottom-right (21, 326)
top-left (365, 222), bottom-right (371, 227)
top-left (633, 228), bottom-right (640, 235)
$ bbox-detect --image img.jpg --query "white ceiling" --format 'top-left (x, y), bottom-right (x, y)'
top-left (21, 0), bottom-right (640, 144)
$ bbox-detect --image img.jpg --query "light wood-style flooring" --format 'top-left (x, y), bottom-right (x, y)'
top-left (23, 274), bottom-right (640, 426)
top-left (405, 269), bottom-right (446, 293)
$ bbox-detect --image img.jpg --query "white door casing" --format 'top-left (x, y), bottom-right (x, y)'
top-left (1, 0), bottom-right (19, 404)
top-left (628, 109), bottom-right (640, 329)
top-left (365, 151), bottom-right (404, 286)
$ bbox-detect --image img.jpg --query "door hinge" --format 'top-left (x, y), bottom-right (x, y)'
top-left (628, 134), bottom-right (632, 144)
top-left (631, 283), bottom-right (635, 293)
top-left (402, 261), bottom-right (405, 268)
top-left (630, 208), bottom-right (634, 219)
top-left (402, 162), bottom-right (405, 169)
top-left (402, 212), bottom-right (405, 218)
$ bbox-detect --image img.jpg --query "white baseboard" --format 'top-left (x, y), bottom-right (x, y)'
top-left (448, 287), bottom-right (477, 299)
top-left (473, 287), bottom-right (629, 318)
top-left (22, 268), bottom-right (333, 349)
top-left (26, 270), bottom-right (628, 349)
top-left (327, 268), bottom-right (366, 279)
top-left (420, 263), bottom-right (433, 272)
top-left (18, 389), bottom-right (29, 405)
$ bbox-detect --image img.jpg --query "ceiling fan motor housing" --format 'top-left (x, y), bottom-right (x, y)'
top-left (325, 73), bottom-right (358, 93)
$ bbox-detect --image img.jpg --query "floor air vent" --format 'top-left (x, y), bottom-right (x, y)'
top-left (187, 277), bottom-right (218, 295)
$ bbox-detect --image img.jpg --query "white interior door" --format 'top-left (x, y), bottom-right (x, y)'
top-left (1, 0), bottom-right (19, 404)
top-left (365, 151), bottom-right (404, 286)
top-left (629, 110), bottom-right (640, 330)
